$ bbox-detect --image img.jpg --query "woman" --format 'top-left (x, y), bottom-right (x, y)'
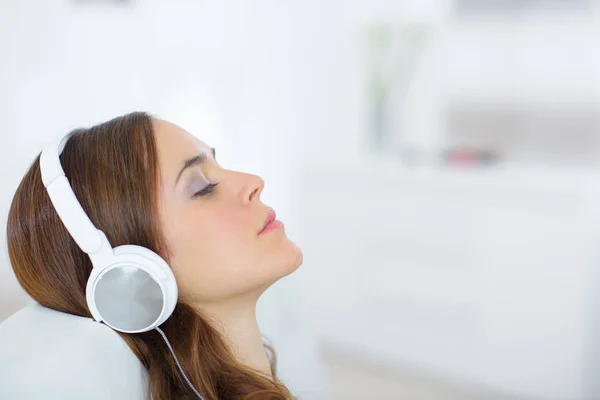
top-left (6, 112), bottom-right (303, 399)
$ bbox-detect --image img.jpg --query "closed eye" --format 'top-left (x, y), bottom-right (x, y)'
top-left (193, 182), bottom-right (219, 198)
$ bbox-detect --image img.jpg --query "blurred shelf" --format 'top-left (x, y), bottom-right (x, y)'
top-left (296, 161), bottom-right (600, 400)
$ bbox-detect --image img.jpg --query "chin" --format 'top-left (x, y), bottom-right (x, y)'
top-left (291, 242), bottom-right (304, 270)
top-left (284, 239), bottom-right (303, 272)
top-left (268, 241), bottom-right (303, 282)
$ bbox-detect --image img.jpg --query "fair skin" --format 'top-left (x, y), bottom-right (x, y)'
top-left (153, 119), bottom-right (303, 377)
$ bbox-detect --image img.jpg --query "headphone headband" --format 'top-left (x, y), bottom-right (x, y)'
top-left (39, 133), bottom-right (107, 256)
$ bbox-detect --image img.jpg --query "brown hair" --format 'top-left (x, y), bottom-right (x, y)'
top-left (6, 112), bottom-right (294, 400)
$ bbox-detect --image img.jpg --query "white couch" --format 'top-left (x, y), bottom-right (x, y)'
top-left (0, 303), bottom-right (147, 399)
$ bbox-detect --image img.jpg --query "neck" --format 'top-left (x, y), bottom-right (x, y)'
top-left (194, 294), bottom-right (272, 377)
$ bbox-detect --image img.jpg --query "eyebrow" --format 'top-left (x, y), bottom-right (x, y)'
top-left (174, 148), bottom-right (216, 187)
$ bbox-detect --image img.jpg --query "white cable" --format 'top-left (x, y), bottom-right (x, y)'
top-left (155, 326), bottom-right (205, 400)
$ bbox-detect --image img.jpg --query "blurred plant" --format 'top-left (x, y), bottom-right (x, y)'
top-left (363, 20), bottom-right (429, 154)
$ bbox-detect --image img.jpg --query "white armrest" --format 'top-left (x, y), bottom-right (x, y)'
top-left (0, 303), bottom-right (147, 399)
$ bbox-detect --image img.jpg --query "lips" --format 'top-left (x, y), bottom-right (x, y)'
top-left (259, 209), bottom-right (283, 235)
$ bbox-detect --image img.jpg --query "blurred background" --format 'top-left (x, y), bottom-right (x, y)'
top-left (2, 0), bottom-right (600, 399)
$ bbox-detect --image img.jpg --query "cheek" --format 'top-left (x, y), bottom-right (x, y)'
top-left (162, 201), bottom-right (266, 299)
top-left (181, 202), bottom-right (246, 237)
top-left (210, 207), bottom-right (246, 235)
top-left (172, 205), bottom-right (252, 268)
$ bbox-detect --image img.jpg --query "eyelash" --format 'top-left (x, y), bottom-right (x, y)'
top-left (193, 183), bottom-right (219, 198)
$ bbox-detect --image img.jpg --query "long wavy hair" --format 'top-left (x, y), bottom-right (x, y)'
top-left (6, 112), bottom-right (294, 400)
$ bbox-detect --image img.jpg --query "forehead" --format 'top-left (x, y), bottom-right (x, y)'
top-left (153, 119), bottom-right (212, 183)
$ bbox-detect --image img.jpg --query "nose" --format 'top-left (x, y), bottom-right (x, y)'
top-left (239, 173), bottom-right (264, 206)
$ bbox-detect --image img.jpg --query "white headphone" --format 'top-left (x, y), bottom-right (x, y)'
top-left (39, 131), bottom-right (206, 399)
top-left (39, 132), bottom-right (178, 334)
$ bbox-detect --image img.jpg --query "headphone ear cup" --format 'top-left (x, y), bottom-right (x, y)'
top-left (86, 245), bottom-right (178, 333)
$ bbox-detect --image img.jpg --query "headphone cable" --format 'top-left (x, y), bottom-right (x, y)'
top-left (155, 326), bottom-right (205, 400)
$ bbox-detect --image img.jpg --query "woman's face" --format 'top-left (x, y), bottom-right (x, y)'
top-left (153, 119), bottom-right (302, 304)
